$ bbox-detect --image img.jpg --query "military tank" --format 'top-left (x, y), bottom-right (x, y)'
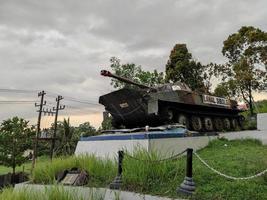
top-left (99, 70), bottom-right (244, 131)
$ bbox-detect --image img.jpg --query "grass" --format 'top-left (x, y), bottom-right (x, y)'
top-left (0, 156), bottom-right (49, 175)
top-left (0, 186), bottom-right (106, 200)
top-left (256, 100), bottom-right (267, 113)
top-left (0, 164), bottom-right (29, 175)
top-left (122, 149), bottom-right (185, 196)
top-left (32, 155), bottom-right (117, 187)
top-left (122, 139), bottom-right (267, 200)
top-left (2, 138), bottom-right (267, 200)
top-left (191, 138), bottom-right (267, 200)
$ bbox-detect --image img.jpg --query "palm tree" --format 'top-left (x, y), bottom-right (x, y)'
top-left (55, 118), bottom-right (76, 156)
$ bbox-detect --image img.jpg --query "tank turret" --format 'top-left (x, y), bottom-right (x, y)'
top-left (99, 70), bottom-right (244, 132)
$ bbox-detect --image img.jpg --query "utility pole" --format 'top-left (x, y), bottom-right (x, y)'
top-left (50, 95), bottom-right (65, 161)
top-left (31, 90), bottom-right (46, 171)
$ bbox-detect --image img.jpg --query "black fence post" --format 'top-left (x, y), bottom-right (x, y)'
top-left (110, 150), bottom-right (124, 190)
top-left (178, 148), bottom-right (196, 195)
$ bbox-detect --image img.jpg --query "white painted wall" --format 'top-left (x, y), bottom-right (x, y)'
top-left (75, 139), bottom-right (149, 159)
top-left (75, 136), bottom-right (217, 159)
top-left (257, 113), bottom-right (267, 131)
top-left (220, 130), bottom-right (267, 144)
top-left (149, 136), bottom-right (216, 158)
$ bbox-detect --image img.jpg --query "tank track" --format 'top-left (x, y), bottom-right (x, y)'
top-left (159, 104), bottom-right (244, 132)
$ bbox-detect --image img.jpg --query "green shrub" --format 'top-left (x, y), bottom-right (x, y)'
top-left (32, 155), bottom-right (116, 186)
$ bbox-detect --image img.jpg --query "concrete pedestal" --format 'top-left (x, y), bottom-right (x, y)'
top-left (75, 128), bottom-right (217, 159)
top-left (257, 113), bottom-right (267, 131)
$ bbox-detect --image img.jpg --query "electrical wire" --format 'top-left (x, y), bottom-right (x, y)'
top-left (0, 88), bottom-right (105, 119)
top-left (0, 88), bottom-right (101, 106)
top-left (0, 100), bottom-right (36, 104)
top-left (61, 109), bottom-right (102, 115)
top-left (46, 93), bottom-right (100, 106)
top-left (0, 88), bottom-right (37, 93)
top-left (63, 98), bottom-right (101, 106)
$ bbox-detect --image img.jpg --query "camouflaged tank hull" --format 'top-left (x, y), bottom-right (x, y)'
top-left (99, 88), bottom-right (244, 131)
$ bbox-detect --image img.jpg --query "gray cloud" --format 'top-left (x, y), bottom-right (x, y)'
top-left (0, 0), bottom-right (266, 127)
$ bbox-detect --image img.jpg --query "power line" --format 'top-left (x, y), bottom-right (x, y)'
top-left (46, 93), bottom-right (100, 106)
top-left (0, 100), bottom-right (36, 102)
top-left (0, 100), bottom-right (36, 104)
top-left (47, 101), bottom-right (102, 111)
top-left (63, 98), bottom-right (101, 106)
top-left (46, 91), bottom-right (101, 105)
top-left (47, 92), bottom-right (101, 106)
top-left (61, 106), bottom-right (103, 113)
top-left (0, 88), bottom-right (102, 106)
top-left (61, 110), bottom-right (101, 115)
top-left (0, 88), bottom-right (37, 93)
top-left (64, 104), bottom-right (103, 111)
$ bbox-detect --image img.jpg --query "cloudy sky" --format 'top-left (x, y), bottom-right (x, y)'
top-left (0, 0), bottom-right (266, 128)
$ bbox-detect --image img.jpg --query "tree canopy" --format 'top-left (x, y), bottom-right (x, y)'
top-left (55, 118), bottom-right (76, 156)
top-left (216, 26), bottom-right (267, 114)
top-left (165, 44), bottom-right (210, 92)
top-left (109, 57), bottom-right (164, 89)
top-left (76, 121), bottom-right (98, 137)
top-left (35, 119), bottom-right (99, 156)
top-left (214, 80), bottom-right (237, 98)
top-left (0, 117), bottom-right (34, 175)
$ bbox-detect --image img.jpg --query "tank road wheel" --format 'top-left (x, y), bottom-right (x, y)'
top-left (111, 119), bottom-right (121, 129)
top-left (160, 107), bottom-right (174, 122)
top-left (223, 118), bottom-right (231, 131)
top-left (177, 114), bottom-right (189, 128)
top-left (231, 118), bottom-right (238, 130)
top-left (204, 117), bottom-right (213, 131)
top-left (191, 116), bottom-right (202, 131)
top-left (214, 118), bottom-right (223, 131)
top-left (167, 109), bottom-right (174, 121)
top-left (238, 116), bottom-right (245, 130)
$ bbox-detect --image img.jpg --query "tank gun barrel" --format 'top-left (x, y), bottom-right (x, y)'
top-left (101, 70), bottom-right (151, 89)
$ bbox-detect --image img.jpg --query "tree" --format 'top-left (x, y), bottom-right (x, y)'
top-left (165, 44), bottom-right (208, 92)
top-left (0, 117), bottom-right (33, 179)
top-left (55, 118), bottom-right (76, 156)
top-left (76, 122), bottom-right (98, 137)
top-left (202, 62), bottom-right (218, 93)
top-left (100, 114), bottom-right (113, 131)
top-left (218, 26), bottom-right (267, 115)
top-left (109, 57), bottom-right (164, 89)
top-left (214, 80), bottom-right (238, 98)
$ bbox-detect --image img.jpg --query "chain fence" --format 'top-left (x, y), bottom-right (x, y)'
top-left (124, 149), bottom-right (187, 163)
top-left (194, 151), bottom-right (267, 180)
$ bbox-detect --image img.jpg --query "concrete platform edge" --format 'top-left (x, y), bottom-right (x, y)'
top-left (15, 182), bottom-right (185, 200)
